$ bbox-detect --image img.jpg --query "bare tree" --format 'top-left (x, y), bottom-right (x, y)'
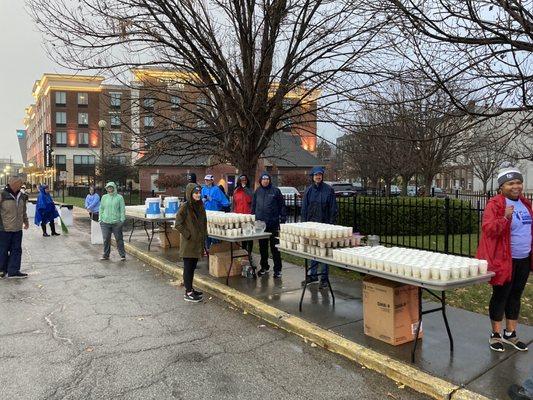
top-left (28, 0), bottom-right (390, 182)
top-left (371, 0), bottom-right (533, 113)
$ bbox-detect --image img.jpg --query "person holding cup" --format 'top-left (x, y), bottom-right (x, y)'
top-left (477, 166), bottom-right (532, 352)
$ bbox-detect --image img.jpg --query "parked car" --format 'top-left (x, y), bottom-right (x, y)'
top-left (388, 185), bottom-right (401, 196)
top-left (279, 186), bottom-right (302, 207)
top-left (432, 187), bottom-right (448, 198)
top-left (407, 186), bottom-right (417, 197)
top-left (352, 184), bottom-right (366, 195)
top-left (329, 182), bottom-right (357, 197)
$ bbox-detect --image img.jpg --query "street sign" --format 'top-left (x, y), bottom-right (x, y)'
top-left (59, 171), bottom-right (68, 181)
top-left (44, 133), bottom-right (53, 167)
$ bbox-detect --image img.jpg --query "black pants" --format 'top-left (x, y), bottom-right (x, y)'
top-left (259, 228), bottom-right (282, 273)
top-left (489, 256), bottom-right (531, 321)
top-left (41, 221), bottom-right (57, 235)
top-left (242, 240), bottom-right (254, 265)
top-left (183, 257), bottom-right (198, 293)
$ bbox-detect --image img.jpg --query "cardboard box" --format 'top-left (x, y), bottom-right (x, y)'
top-left (209, 249), bottom-right (248, 278)
top-left (362, 277), bottom-right (422, 346)
top-left (159, 227), bottom-right (181, 248)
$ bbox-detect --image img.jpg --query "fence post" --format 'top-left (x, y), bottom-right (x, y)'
top-left (352, 195), bottom-right (357, 232)
top-left (444, 197), bottom-right (450, 254)
top-left (455, 189), bottom-right (459, 199)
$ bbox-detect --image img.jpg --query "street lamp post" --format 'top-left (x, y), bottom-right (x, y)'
top-left (98, 119), bottom-right (107, 188)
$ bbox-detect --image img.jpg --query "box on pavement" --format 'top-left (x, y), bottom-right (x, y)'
top-left (159, 226), bottom-right (180, 248)
top-left (209, 249), bottom-right (248, 278)
top-left (362, 276), bottom-right (422, 346)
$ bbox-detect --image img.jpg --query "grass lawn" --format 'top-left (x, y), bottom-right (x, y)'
top-left (383, 234), bottom-right (479, 257)
top-left (277, 248), bottom-right (532, 326)
top-left (58, 196), bottom-right (86, 209)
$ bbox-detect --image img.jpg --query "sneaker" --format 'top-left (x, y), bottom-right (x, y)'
top-left (319, 280), bottom-right (329, 289)
top-left (51, 233), bottom-right (60, 236)
top-left (489, 332), bottom-right (505, 352)
top-left (7, 272), bottom-right (28, 279)
top-left (193, 289), bottom-right (203, 297)
top-left (301, 276), bottom-right (319, 287)
top-left (507, 384), bottom-right (533, 400)
top-left (273, 271), bottom-right (282, 279)
top-left (120, 256), bottom-right (126, 261)
top-left (100, 256), bottom-right (109, 261)
top-left (502, 330), bottom-right (529, 351)
top-left (0, 272), bottom-right (6, 279)
top-left (184, 292), bottom-right (203, 303)
top-left (43, 233), bottom-right (50, 237)
top-left (257, 268), bottom-right (270, 277)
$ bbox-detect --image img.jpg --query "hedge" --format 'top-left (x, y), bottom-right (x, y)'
top-left (336, 196), bottom-right (480, 236)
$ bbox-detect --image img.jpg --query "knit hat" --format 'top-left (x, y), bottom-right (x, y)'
top-left (497, 167), bottom-right (523, 187)
top-left (310, 166), bottom-right (325, 176)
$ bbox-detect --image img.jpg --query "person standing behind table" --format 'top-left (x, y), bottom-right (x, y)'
top-left (187, 172), bottom-right (197, 184)
top-left (0, 176), bottom-right (30, 279)
top-left (85, 186), bottom-right (100, 222)
top-left (301, 166), bottom-right (338, 289)
top-left (201, 174), bottom-right (230, 249)
top-left (477, 166), bottom-right (531, 353)
top-left (232, 174), bottom-right (256, 271)
top-left (35, 184), bottom-right (60, 237)
top-left (174, 183), bottom-right (207, 303)
top-left (99, 182), bottom-right (126, 261)
top-left (252, 172), bottom-right (286, 278)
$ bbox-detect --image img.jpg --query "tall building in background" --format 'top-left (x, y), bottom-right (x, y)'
top-left (16, 130), bottom-right (27, 165)
top-left (23, 74), bottom-right (132, 189)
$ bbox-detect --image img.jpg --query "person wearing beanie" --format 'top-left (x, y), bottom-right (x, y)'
top-left (187, 172), bottom-right (197, 184)
top-left (301, 166), bottom-right (338, 289)
top-left (201, 174), bottom-right (230, 250)
top-left (477, 165), bottom-right (531, 353)
top-left (174, 183), bottom-right (207, 302)
top-left (232, 174), bottom-right (256, 271)
top-left (252, 172), bottom-right (286, 278)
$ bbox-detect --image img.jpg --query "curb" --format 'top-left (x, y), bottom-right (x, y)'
top-left (124, 242), bottom-right (492, 400)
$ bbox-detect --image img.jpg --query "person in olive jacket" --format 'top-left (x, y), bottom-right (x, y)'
top-left (174, 183), bottom-right (207, 303)
top-left (252, 172), bottom-right (286, 278)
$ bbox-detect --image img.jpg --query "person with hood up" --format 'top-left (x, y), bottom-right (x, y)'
top-left (252, 172), bottom-right (286, 278)
top-left (0, 176), bottom-right (29, 279)
top-left (99, 182), bottom-right (126, 261)
top-left (301, 166), bottom-right (338, 289)
top-left (187, 172), bottom-right (197, 184)
top-left (477, 166), bottom-right (531, 352)
top-left (35, 184), bottom-right (60, 237)
top-left (174, 183), bottom-right (207, 303)
top-left (85, 186), bottom-right (100, 222)
top-left (232, 174), bottom-right (255, 269)
top-left (202, 174), bottom-right (230, 249)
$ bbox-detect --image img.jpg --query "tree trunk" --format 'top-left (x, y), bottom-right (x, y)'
top-left (400, 175), bottom-right (410, 196)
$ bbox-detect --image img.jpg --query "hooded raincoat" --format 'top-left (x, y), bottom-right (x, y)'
top-left (174, 183), bottom-right (207, 258)
top-left (301, 167), bottom-right (337, 224)
top-left (34, 185), bottom-right (59, 225)
top-left (98, 182), bottom-right (125, 224)
top-left (252, 172), bottom-right (286, 230)
top-left (232, 175), bottom-right (253, 214)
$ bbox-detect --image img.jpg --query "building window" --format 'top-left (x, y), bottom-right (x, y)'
top-left (111, 132), bottom-right (122, 148)
top-left (110, 155), bottom-right (127, 165)
top-left (110, 114), bottom-right (121, 128)
top-left (150, 173), bottom-right (164, 192)
top-left (110, 92), bottom-right (121, 108)
top-left (171, 95), bottom-right (180, 109)
top-left (55, 92), bottom-right (66, 106)
top-left (56, 131), bottom-right (67, 146)
top-left (56, 112), bottom-right (67, 126)
top-left (55, 155), bottom-right (67, 165)
top-left (77, 92), bottom-right (88, 106)
top-left (78, 112), bottom-right (89, 127)
top-left (74, 155), bottom-right (95, 165)
top-left (78, 132), bottom-right (89, 147)
top-left (143, 98), bottom-right (155, 109)
top-left (144, 115), bottom-right (154, 128)
top-left (73, 175), bottom-right (91, 185)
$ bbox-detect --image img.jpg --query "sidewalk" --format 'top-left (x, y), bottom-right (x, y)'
top-left (99, 215), bottom-right (532, 400)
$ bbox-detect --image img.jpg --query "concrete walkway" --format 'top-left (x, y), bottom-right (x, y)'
top-left (119, 217), bottom-right (533, 400)
top-left (0, 214), bottom-right (429, 400)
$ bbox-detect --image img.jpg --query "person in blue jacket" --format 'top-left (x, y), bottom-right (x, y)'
top-left (252, 172), bottom-right (286, 278)
top-left (85, 186), bottom-right (100, 222)
top-left (35, 184), bottom-right (60, 237)
top-left (301, 166), bottom-right (338, 289)
top-left (202, 174), bottom-right (230, 249)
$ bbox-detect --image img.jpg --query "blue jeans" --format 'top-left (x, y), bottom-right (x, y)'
top-left (100, 222), bottom-right (125, 258)
top-left (308, 260), bottom-right (329, 282)
top-left (0, 230), bottom-right (23, 275)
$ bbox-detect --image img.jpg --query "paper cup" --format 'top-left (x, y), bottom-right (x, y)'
top-left (420, 267), bottom-right (431, 280)
top-left (390, 262), bottom-right (399, 274)
top-left (403, 264), bottom-right (412, 277)
top-left (430, 266), bottom-right (440, 280)
top-left (411, 264), bottom-right (421, 278)
top-left (451, 266), bottom-right (461, 279)
top-left (469, 264), bottom-right (479, 277)
top-left (478, 260), bottom-right (488, 275)
top-left (460, 265), bottom-right (469, 279)
top-left (440, 267), bottom-right (451, 281)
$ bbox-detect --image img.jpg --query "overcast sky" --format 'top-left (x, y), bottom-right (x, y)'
top-left (0, 1), bottom-right (68, 163)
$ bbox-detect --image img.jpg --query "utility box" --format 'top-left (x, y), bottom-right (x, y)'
top-left (363, 277), bottom-right (422, 346)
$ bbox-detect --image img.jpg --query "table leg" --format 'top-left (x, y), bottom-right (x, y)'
top-left (148, 221), bottom-right (155, 251)
top-left (128, 219), bottom-right (136, 243)
top-left (325, 275), bottom-right (336, 306)
top-left (411, 287), bottom-right (423, 363)
top-left (299, 259), bottom-right (309, 312)
top-left (441, 291), bottom-right (454, 352)
top-left (143, 221), bottom-right (150, 241)
top-left (226, 244), bottom-right (234, 285)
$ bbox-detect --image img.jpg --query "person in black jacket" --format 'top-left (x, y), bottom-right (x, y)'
top-left (301, 166), bottom-right (338, 288)
top-left (252, 172), bottom-right (286, 278)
